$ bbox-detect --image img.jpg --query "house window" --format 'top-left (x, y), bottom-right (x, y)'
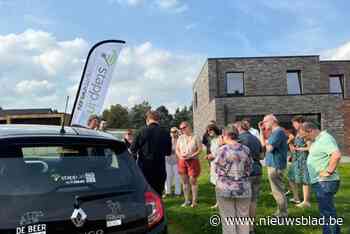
top-left (226, 72), bottom-right (244, 96)
top-left (329, 75), bottom-right (344, 96)
top-left (194, 92), bottom-right (198, 109)
top-left (287, 71), bottom-right (302, 95)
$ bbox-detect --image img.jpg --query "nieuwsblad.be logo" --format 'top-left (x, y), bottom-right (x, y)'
top-left (101, 49), bottom-right (118, 67)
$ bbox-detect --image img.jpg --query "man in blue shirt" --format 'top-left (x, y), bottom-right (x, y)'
top-left (259, 114), bottom-right (288, 217)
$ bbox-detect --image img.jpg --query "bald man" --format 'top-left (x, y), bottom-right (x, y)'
top-left (259, 114), bottom-right (289, 217)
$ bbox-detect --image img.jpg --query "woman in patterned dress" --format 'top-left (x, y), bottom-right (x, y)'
top-left (214, 124), bottom-right (252, 234)
top-left (288, 116), bottom-right (311, 208)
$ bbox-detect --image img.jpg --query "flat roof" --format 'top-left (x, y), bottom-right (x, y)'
top-left (0, 108), bottom-right (56, 117)
top-left (208, 55), bottom-right (320, 60)
top-left (320, 60), bottom-right (350, 63)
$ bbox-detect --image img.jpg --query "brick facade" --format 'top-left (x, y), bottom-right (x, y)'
top-left (193, 55), bottom-right (350, 154)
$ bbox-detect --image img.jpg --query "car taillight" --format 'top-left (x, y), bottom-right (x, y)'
top-left (145, 191), bottom-right (164, 229)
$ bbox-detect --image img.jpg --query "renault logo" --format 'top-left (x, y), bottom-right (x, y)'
top-left (71, 208), bottom-right (87, 228)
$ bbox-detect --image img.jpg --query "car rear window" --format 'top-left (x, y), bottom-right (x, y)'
top-left (0, 144), bottom-right (133, 195)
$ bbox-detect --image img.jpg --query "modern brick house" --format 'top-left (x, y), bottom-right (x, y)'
top-left (193, 55), bottom-right (350, 154)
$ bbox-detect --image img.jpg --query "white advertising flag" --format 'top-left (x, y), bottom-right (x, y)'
top-left (70, 40), bottom-right (125, 127)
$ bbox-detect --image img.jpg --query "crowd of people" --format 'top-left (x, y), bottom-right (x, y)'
top-left (87, 111), bottom-right (343, 234)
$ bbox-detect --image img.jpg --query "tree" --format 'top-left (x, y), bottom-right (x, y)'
top-left (129, 101), bottom-right (152, 130)
top-left (171, 105), bottom-right (193, 128)
top-left (102, 104), bottom-right (129, 129)
top-left (156, 105), bottom-right (173, 130)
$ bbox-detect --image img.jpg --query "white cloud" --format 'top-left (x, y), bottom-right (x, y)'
top-left (0, 29), bottom-right (88, 110)
top-left (127, 95), bottom-right (143, 106)
top-left (155, 0), bottom-right (188, 13)
top-left (109, 0), bottom-right (144, 7)
top-left (15, 80), bottom-right (54, 95)
top-left (0, 29), bottom-right (204, 114)
top-left (321, 41), bottom-right (350, 60)
top-left (109, 0), bottom-right (189, 13)
top-left (104, 41), bottom-right (204, 113)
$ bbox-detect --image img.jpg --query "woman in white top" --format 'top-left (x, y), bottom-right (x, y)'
top-left (164, 127), bottom-right (182, 197)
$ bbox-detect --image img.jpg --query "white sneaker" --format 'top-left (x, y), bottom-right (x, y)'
top-left (181, 201), bottom-right (191, 207)
top-left (296, 202), bottom-right (311, 208)
top-left (289, 198), bottom-right (301, 204)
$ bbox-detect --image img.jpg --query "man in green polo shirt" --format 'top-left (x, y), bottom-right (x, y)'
top-left (300, 122), bottom-right (342, 234)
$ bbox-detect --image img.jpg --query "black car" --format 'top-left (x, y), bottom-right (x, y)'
top-left (0, 125), bottom-right (167, 234)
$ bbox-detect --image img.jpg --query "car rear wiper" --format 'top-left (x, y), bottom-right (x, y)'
top-left (73, 189), bottom-right (135, 208)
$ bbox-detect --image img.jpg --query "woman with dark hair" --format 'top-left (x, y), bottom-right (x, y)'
top-left (214, 125), bottom-right (252, 234)
top-left (288, 116), bottom-right (311, 208)
top-left (205, 123), bottom-right (221, 208)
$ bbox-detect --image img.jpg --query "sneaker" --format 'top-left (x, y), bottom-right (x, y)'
top-left (181, 201), bottom-right (191, 207)
top-left (210, 204), bottom-right (218, 209)
top-left (285, 190), bottom-right (291, 196)
top-left (289, 198), bottom-right (301, 204)
top-left (296, 202), bottom-right (311, 208)
top-left (162, 194), bottom-right (171, 199)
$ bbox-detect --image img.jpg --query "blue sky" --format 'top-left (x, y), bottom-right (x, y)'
top-left (0, 0), bottom-right (350, 113)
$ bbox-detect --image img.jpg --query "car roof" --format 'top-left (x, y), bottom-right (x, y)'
top-left (0, 124), bottom-right (118, 141)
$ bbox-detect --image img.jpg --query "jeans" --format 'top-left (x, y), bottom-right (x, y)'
top-left (311, 180), bottom-right (340, 234)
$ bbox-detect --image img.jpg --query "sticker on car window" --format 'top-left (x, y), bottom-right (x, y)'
top-left (50, 172), bottom-right (96, 185)
top-left (20, 211), bottom-right (44, 226)
top-left (16, 223), bottom-right (46, 234)
top-left (106, 215), bottom-right (122, 228)
top-left (106, 200), bottom-right (124, 228)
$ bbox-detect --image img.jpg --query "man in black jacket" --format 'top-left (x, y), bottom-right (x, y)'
top-left (130, 110), bottom-right (172, 195)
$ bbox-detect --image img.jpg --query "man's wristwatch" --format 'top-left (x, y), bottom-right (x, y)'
top-left (327, 170), bottom-right (334, 175)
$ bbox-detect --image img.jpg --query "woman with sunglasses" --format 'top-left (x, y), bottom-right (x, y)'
top-left (176, 121), bottom-right (202, 208)
top-left (164, 127), bottom-right (182, 198)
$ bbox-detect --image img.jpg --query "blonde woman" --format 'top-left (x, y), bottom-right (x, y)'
top-left (164, 127), bottom-right (182, 197)
top-left (176, 121), bottom-right (202, 208)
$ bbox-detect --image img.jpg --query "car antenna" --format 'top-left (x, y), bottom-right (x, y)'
top-left (60, 96), bottom-right (70, 135)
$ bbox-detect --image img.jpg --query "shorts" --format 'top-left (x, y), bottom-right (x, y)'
top-left (178, 158), bottom-right (201, 178)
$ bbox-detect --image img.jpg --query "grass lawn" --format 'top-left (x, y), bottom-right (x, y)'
top-left (164, 157), bottom-right (350, 234)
